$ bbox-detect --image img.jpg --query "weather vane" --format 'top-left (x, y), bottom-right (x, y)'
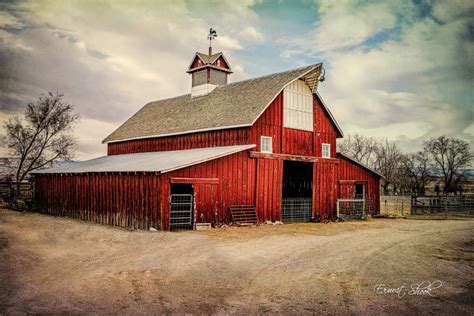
top-left (208, 28), bottom-right (217, 55)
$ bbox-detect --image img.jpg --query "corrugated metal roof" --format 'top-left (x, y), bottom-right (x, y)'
top-left (33, 145), bottom-right (255, 174)
top-left (103, 64), bottom-right (323, 143)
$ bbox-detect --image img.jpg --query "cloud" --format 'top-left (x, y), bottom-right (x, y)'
top-left (0, 0), bottom-right (263, 159)
top-left (281, 0), bottom-right (403, 57)
top-left (0, 0), bottom-right (471, 161)
top-left (239, 26), bottom-right (264, 42)
top-left (282, 0), bottom-right (473, 153)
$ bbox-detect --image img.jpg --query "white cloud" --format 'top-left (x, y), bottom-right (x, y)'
top-left (282, 0), bottom-right (401, 57)
top-left (0, 0), bottom-right (263, 160)
top-left (239, 26), bottom-right (264, 42)
top-left (289, 0), bottom-right (474, 152)
top-left (431, 0), bottom-right (474, 23)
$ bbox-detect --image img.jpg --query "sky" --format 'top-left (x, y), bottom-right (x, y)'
top-left (0, 0), bottom-right (472, 160)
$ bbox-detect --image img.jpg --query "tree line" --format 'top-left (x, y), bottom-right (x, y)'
top-left (338, 134), bottom-right (472, 196)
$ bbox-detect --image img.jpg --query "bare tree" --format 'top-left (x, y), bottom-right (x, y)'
top-left (337, 133), bottom-right (377, 167)
top-left (424, 136), bottom-right (472, 194)
top-left (4, 92), bottom-right (79, 198)
top-left (399, 150), bottom-right (431, 195)
top-left (373, 138), bottom-right (403, 194)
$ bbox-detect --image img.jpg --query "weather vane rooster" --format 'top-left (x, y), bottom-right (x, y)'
top-left (208, 28), bottom-right (217, 55)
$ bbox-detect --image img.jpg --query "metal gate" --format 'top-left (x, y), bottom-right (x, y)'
top-left (170, 194), bottom-right (194, 230)
top-left (281, 197), bottom-right (312, 223)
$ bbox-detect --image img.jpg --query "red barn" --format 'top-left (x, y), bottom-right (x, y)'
top-left (33, 49), bottom-right (381, 230)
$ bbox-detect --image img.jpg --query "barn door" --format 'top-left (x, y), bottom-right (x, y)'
top-left (169, 184), bottom-right (194, 230)
top-left (281, 161), bottom-right (313, 223)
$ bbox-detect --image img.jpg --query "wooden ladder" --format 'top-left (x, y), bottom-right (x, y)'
top-left (229, 205), bottom-right (258, 226)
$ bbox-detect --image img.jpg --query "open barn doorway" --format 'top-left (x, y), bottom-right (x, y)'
top-left (281, 161), bottom-right (313, 223)
top-left (170, 184), bottom-right (194, 230)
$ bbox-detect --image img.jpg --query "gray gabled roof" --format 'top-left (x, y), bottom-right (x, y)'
top-left (103, 64), bottom-right (324, 143)
top-left (196, 52), bottom-right (222, 64)
top-left (33, 145), bottom-right (255, 174)
top-left (187, 52), bottom-right (232, 73)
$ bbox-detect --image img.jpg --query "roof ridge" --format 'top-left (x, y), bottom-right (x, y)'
top-left (224, 63), bottom-right (322, 87)
top-left (103, 62), bottom-right (327, 144)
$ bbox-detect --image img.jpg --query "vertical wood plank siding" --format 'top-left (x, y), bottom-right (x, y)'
top-left (161, 151), bottom-right (256, 230)
top-left (35, 86), bottom-right (379, 230)
top-left (250, 93), bottom-right (283, 152)
top-left (337, 155), bottom-right (381, 214)
top-left (313, 160), bottom-right (339, 219)
top-left (255, 158), bottom-right (283, 222)
top-left (314, 95), bottom-right (337, 158)
top-left (108, 128), bottom-right (251, 155)
top-left (34, 173), bottom-right (161, 229)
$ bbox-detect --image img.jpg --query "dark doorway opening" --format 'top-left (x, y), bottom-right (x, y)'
top-left (281, 161), bottom-right (313, 223)
top-left (170, 184), bottom-right (194, 230)
top-left (355, 183), bottom-right (365, 199)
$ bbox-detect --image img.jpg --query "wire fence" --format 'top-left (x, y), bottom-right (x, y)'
top-left (379, 195), bottom-right (474, 219)
top-left (337, 199), bottom-right (366, 220)
top-left (281, 197), bottom-right (312, 223)
top-left (380, 196), bottom-right (411, 217)
top-left (411, 196), bottom-right (474, 218)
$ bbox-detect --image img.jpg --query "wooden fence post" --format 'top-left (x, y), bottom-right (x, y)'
top-left (444, 198), bottom-right (448, 219)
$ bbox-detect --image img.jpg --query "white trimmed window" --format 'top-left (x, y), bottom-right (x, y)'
top-left (322, 143), bottom-right (330, 158)
top-left (283, 79), bottom-right (313, 131)
top-left (260, 136), bottom-right (272, 153)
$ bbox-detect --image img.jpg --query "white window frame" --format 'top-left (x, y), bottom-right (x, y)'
top-left (260, 136), bottom-right (272, 153)
top-left (322, 143), bottom-right (331, 158)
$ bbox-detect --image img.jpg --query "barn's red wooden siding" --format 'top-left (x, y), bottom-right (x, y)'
top-left (313, 160), bottom-right (339, 218)
top-left (338, 154), bottom-right (381, 214)
top-left (160, 151), bottom-right (256, 230)
top-left (250, 92), bottom-right (334, 157)
top-left (314, 95), bottom-right (337, 158)
top-left (250, 93), bottom-right (283, 153)
top-left (34, 173), bottom-right (161, 229)
top-left (34, 76), bottom-right (381, 230)
top-left (108, 92), bottom-right (338, 158)
top-left (255, 158), bottom-right (283, 222)
top-left (108, 128), bottom-right (251, 155)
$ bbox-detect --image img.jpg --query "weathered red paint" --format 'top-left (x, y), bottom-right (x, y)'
top-left (34, 87), bottom-right (381, 230)
top-left (337, 154), bottom-right (381, 214)
top-left (107, 128), bottom-right (251, 155)
top-left (34, 173), bottom-right (161, 230)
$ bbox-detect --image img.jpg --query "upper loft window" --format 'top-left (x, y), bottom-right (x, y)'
top-left (322, 143), bottom-right (330, 158)
top-left (260, 136), bottom-right (272, 153)
top-left (283, 79), bottom-right (313, 131)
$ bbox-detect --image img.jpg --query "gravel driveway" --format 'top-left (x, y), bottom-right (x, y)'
top-left (0, 208), bottom-right (472, 314)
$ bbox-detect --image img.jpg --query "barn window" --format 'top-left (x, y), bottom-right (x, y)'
top-left (283, 79), bottom-right (313, 131)
top-left (260, 136), bottom-right (272, 153)
top-left (322, 143), bottom-right (330, 158)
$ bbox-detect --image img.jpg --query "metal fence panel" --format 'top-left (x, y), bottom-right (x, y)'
top-left (281, 198), bottom-right (312, 223)
top-left (170, 194), bottom-right (194, 230)
top-left (337, 199), bottom-right (367, 220)
top-left (412, 196), bottom-right (474, 216)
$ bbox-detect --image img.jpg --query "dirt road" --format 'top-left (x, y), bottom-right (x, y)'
top-left (0, 208), bottom-right (472, 314)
